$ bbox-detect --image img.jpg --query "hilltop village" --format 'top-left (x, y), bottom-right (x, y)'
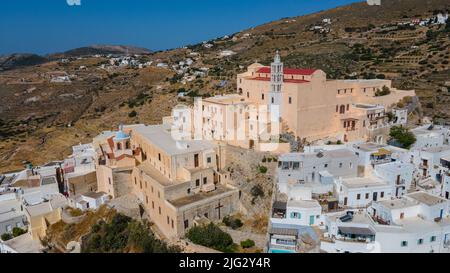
top-left (1, 50), bottom-right (450, 254)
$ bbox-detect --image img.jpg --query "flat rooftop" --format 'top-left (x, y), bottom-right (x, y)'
top-left (342, 176), bottom-right (388, 189)
top-left (3, 233), bottom-right (42, 253)
top-left (407, 191), bottom-right (446, 206)
top-left (353, 142), bottom-right (386, 152)
top-left (421, 145), bottom-right (450, 154)
top-left (279, 148), bottom-right (355, 162)
top-left (133, 124), bottom-right (216, 156)
top-left (378, 198), bottom-right (418, 210)
top-left (203, 94), bottom-right (248, 105)
top-left (168, 184), bottom-right (236, 208)
top-left (288, 199), bottom-right (321, 209)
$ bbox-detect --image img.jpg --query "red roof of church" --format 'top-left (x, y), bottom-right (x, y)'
top-left (248, 77), bottom-right (310, 84)
top-left (257, 67), bottom-right (317, 75)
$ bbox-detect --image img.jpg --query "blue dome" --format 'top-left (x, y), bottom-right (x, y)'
top-left (113, 125), bottom-right (130, 141)
top-left (114, 131), bottom-right (129, 141)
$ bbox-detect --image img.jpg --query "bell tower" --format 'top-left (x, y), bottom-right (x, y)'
top-left (269, 51), bottom-right (283, 115)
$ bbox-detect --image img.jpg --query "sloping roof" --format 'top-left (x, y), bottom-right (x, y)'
top-left (338, 226), bottom-right (375, 236)
top-left (269, 227), bottom-right (299, 236)
top-left (257, 67), bottom-right (317, 75)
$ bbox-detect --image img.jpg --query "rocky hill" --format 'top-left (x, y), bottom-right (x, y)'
top-left (51, 45), bottom-right (152, 58)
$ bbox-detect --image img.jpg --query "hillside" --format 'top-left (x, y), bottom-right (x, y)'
top-left (51, 45), bottom-right (152, 58)
top-left (0, 0), bottom-right (449, 172)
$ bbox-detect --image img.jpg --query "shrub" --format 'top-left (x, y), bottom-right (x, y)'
top-left (1, 233), bottom-right (13, 241)
top-left (240, 239), bottom-right (256, 249)
top-left (12, 227), bottom-right (26, 238)
top-left (128, 110), bottom-right (137, 118)
top-left (251, 184), bottom-right (265, 199)
top-left (223, 216), bottom-right (243, 230)
top-left (258, 165), bottom-right (268, 174)
top-left (375, 86), bottom-right (391, 96)
top-left (186, 223), bottom-right (235, 252)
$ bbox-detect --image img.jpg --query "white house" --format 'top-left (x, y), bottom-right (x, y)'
top-left (277, 149), bottom-right (358, 195)
top-left (271, 199), bottom-right (323, 227)
top-left (69, 191), bottom-right (109, 210)
top-left (335, 176), bottom-right (392, 208)
top-left (374, 161), bottom-right (415, 197)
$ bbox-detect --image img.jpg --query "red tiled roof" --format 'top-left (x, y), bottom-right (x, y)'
top-left (257, 67), bottom-right (317, 75)
top-left (248, 77), bottom-right (309, 84)
top-left (116, 154), bottom-right (134, 161)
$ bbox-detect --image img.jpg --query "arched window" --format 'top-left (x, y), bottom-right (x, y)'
top-left (340, 105), bottom-right (346, 114)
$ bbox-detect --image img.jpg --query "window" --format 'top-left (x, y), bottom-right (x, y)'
top-left (195, 179), bottom-right (200, 187)
top-left (293, 162), bottom-right (300, 170)
top-left (271, 97), bottom-right (274, 104)
top-left (417, 239), bottom-right (423, 245)
top-left (146, 195), bottom-right (148, 204)
top-left (184, 220), bottom-right (189, 229)
top-left (187, 188), bottom-right (191, 194)
top-left (431, 236), bottom-right (436, 242)
top-left (324, 164), bottom-right (328, 168)
top-left (290, 212), bottom-right (301, 219)
top-left (167, 216), bottom-right (170, 225)
top-left (346, 104), bottom-right (350, 111)
top-left (158, 191), bottom-right (160, 198)
top-left (158, 153), bottom-right (161, 161)
top-left (207, 157), bottom-right (212, 164)
top-left (357, 194), bottom-right (361, 200)
top-left (203, 177), bottom-right (207, 185)
top-left (401, 241), bottom-right (408, 247)
top-left (108, 178), bottom-right (112, 185)
top-left (117, 143), bottom-right (122, 150)
top-left (365, 193), bottom-right (369, 199)
top-left (380, 192), bottom-right (384, 198)
top-left (158, 207), bottom-right (161, 215)
top-left (336, 105), bottom-right (339, 112)
top-left (152, 201), bottom-right (154, 209)
top-left (171, 220), bottom-right (174, 229)
top-left (262, 94), bottom-right (264, 100)
top-left (134, 177), bottom-right (136, 185)
top-left (339, 163), bottom-right (343, 168)
top-left (289, 97), bottom-right (292, 104)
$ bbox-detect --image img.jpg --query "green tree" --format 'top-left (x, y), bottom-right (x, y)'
top-left (186, 223), bottom-right (235, 252)
top-left (389, 126), bottom-right (416, 149)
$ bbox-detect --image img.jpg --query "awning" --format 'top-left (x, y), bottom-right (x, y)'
top-left (372, 148), bottom-right (392, 156)
top-left (338, 226), bottom-right (375, 236)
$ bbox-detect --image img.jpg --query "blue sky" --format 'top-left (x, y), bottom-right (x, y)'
top-left (0, 0), bottom-right (362, 55)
